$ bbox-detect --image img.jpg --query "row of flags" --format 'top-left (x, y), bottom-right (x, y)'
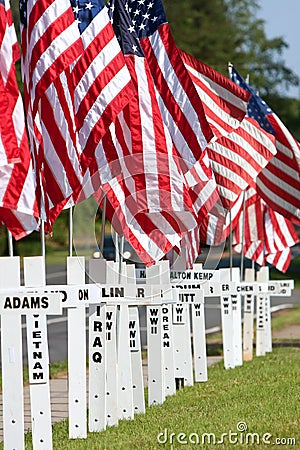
top-left (0, 0), bottom-right (299, 273)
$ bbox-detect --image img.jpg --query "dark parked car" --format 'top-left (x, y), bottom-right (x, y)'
top-left (93, 235), bottom-right (143, 266)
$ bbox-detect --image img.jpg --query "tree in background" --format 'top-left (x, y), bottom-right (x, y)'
top-left (164, 0), bottom-right (300, 138)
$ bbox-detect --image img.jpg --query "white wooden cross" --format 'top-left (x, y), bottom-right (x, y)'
top-left (0, 257), bottom-right (61, 450)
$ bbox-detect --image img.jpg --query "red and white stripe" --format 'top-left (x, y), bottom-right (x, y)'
top-left (232, 186), bottom-right (299, 273)
top-left (70, 4), bottom-right (133, 171)
top-left (0, 0), bottom-right (39, 238)
top-left (21, 0), bottom-right (83, 118)
top-left (139, 24), bottom-right (213, 167)
top-left (79, 51), bottom-right (199, 266)
top-left (256, 113), bottom-right (300, 224)
top-left (207, 117), bottom-right (277, 210)
top-left (0, 0), bottom-right (24, 165)
top-left (180, 49), bottom-right (250, 139)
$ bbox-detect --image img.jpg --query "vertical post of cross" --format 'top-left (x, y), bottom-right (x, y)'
top-left (0, 257), bottom-right (24, 449)
top-left (24, 256), bottom-right (53, 449)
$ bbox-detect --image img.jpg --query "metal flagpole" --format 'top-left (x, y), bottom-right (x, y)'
top-left (69, 206), bottom-right (73, 257)
top-left (229, 208), bottom-right (233, 281)
top-left (240, 190), bottom-right (247, 281)
top-left (7, 229), bottom-right (13, 257)
top-left (40, 219), bottom-right (46, 260)
top-left (99, 195), bottom-right (107, 258)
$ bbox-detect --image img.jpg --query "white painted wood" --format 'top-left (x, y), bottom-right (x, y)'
top-left (116, 264), bottom-right (134, 420)
top-left (255, 293), bottom-right (266, 356)
top-left (170, 259), bottom-right (194, 388)
top-left (0, 256), bottom-right (24, 449)
top-left (191, 301), bottom-right (207, 382)
top-left (146, 303), bottom-right (164, 404)
top-left (67, 256), bottom-right (87, 439)
top-left (231, 268), bottom-right (243, 367)
top-left (146, 264), bottom-right (165, 405)
top-left (219, 268), bottom-right (234, 369)
top-left (106, 261), bottom-right (119, 426)
top-left (256, 267), bottom-right (267, 357)
top-left (129, 307), bottom-right (145, 414)
top-left (161, 304), bottom-right (176, 396)
top-left (88, 258), bottom-right (107, 432)
top-left (24, 256), bottom-right (53, 450)
top-left (172, 303), bottom-right (194, 386)
top-left (157, 261), bottom-right (176, 397)
top-left (243, 268), bottom-right (255, 361)
top-left (117, 303), bottom-right (134, 420)
top-left (257, 267), bottom-right (272, 353)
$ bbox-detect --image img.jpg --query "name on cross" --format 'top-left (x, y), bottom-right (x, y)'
top-left (0, 292), bottom-right (61, 314)
top-left (173, 288), bottom-right (203, 304)
top-left (170, 270), bottom-right (215, 281)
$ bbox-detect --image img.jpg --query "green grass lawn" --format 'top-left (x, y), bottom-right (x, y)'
top-left (19, 347), bottom-right (300, 450)
top-left (271, 305), bottom-right (300, 333)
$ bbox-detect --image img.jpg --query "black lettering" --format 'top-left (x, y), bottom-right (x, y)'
top-left (93, 352), bottom-right (102, 363)
top-left (93, 336), bottom-right (102, 348)
top-left (30, 297), bottom-right (40, 308)
top-left (115, 287), bottom-right (124, 298)
top-left (13, 297), bottom-right (21, 308)
top-left (33, 362), bottom-right (43, 370)
top-left (150, 317), bottom-right (158, 326)
top-left (93, 321), bottom-right (103, 332)
top-left (33, 373), bottom-right (43, 380)
top-left (22, 297), bottom-right (30, 308)
top-left (33, 331), bottom-right (42, 339)
top-left (41, 297), bottom-right (49, 308)
top-left (4, 297), bottom-right (12, 308)
top-left (137, 287), bottom-right (145, 298)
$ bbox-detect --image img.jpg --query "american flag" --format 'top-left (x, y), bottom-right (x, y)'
top-left (0, 0), bottom-right (22, 165)
top-left (179, 52), bottom-right (276, 245)
top-left (69, 0), bottom-right (134, 171)
top-left (207, 117), bottom-right (277, 210)
top-left (232, 186), bottom-right (299, 273)
top-left (126, 0), bottom-right (214, 170)
top-left (231, 66), bottom-right (300, 225)
top-left (19, 0), bottom-right (86, 228)
top-left (85, 0), bottom-right (198, 266)
top-left (0, 0), bottom-right (39, 238)
top-left (20, 0), bottom-right (83, 119)
top-left (180, 50), bottom-right (250, 139)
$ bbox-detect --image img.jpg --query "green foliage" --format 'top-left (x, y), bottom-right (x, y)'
top-left (164, 0), bottom-right (300, 140)
top-left (165, 0), bottom-right (299, 97)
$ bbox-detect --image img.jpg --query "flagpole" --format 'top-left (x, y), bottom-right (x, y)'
top-left (40, 219), bottom-right (46, 260)
top-left (99, 195), bottom-right (107, 258)
top-left (69, 206), bottom-right (73, 257)
top-left (229, 208), bottom-right (233, 281)
top-left (240, 190), bottom-right (246, 281)
top-left (228, 62), bottom-right (233, 282)
top-left (7, 229), bottom-right (14, 257)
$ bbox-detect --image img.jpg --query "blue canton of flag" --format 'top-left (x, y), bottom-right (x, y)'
top-left (70, 0), bottom-right (105, 34)
top-left (19, 0), bottom-right (27, 27)
top-left (230, 67), bottom-right (274, 135)
top-left (126, 0), bottom-right (166, 39)
top-left (108, 0), bottom-right (144, 56)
